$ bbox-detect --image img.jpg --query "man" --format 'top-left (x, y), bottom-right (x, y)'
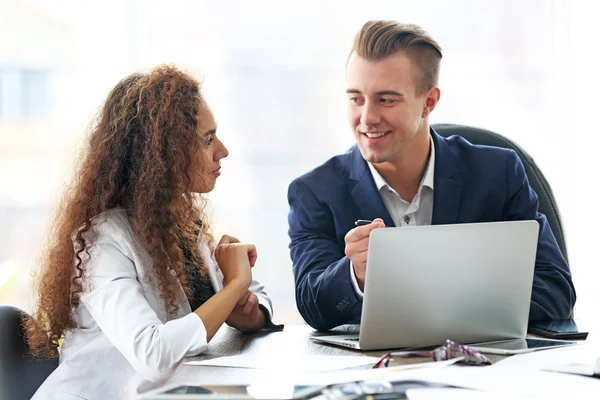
top-left (287, 20), bottom-right (576, 331)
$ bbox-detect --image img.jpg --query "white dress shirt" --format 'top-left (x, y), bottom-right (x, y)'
top-left (32, 208), bottom-right (273, 400)
top-left (350, 138), bottom-right (435, 296)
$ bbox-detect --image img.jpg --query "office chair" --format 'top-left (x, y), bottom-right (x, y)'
top-left (432, 123), bottom-right (569, 265)
top-left (0, 305), bottom-right (58, 400)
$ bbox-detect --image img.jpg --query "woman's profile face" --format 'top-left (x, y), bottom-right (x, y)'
top-left (191, 105), bottom-right (229, 194)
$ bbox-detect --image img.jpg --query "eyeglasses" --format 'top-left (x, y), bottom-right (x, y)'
top-left (373, 339), bottom-right (492, 368)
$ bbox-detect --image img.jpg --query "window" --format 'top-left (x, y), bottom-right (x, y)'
top-left (0, 68), bottom-right (50, 120)
top-left (1, 0), bottom-right (598, 323)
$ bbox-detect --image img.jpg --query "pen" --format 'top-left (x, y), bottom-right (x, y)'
top-left (355, 219), bottom-right (373, 227)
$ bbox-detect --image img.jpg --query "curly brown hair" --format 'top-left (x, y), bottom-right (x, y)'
top-left (25, 65), bottom-right (215, 358)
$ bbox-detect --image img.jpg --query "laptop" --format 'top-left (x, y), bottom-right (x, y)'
top-left (311, 220), bottom-right (540, 350)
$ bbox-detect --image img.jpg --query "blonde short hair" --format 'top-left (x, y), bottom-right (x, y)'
top-left (350, 20), bottom-right (442, 95)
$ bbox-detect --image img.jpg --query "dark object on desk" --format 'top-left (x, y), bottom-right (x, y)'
top-left (0, 305), bottom-right (58, 400)
top-left (529, 319), bottom-right (589, 340)
top-left (433, 123), bottom-right (569, 265)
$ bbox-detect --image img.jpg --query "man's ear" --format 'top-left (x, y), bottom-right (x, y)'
top-left (422, 87), bottom-right (441, 118)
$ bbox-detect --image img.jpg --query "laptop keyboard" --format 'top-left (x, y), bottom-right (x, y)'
top-left (344, 338), bottom-right (360, 341)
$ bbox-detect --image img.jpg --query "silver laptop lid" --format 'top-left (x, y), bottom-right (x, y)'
top-left (359, 220), bottom-right (539, 350)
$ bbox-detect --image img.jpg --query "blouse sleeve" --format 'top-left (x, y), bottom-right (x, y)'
top-left (82, 224), bottom-right (208, 382)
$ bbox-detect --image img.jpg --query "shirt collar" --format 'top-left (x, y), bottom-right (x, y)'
top-left (368, 136), bottom-right (435, 192)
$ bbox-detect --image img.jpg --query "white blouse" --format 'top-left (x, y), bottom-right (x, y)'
top-left (32, 208), bottom-right (273, 400)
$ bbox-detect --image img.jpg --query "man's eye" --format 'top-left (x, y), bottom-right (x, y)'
top-left (379, 98), bottom-right (395, 105)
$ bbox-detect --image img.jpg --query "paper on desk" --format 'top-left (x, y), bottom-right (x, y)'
top-left (542, 356), bottom-right (600, 377)
top-left (290, 358), bottom-right (463, 386)
top-left (295, 362), bottom-right (600, 399)
top-left (185, 354), bottom-right (380, 372)
top-left (293, 362), bottom-right (600, 399)
top-left (405, 387), bottom-right (527, 400)
top-left (494, 334), bottom-right (600, 377)
top-left (404, 365), bottom-right (600, 399)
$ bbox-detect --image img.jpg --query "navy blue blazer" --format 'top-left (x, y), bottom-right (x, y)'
top-left (287, 129), bottom-right (576, 331)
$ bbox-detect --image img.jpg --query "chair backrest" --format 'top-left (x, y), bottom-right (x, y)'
top-left (432, 123), bottom-right (568, 264)
top-left (0, 305), bottom-right (58, 400)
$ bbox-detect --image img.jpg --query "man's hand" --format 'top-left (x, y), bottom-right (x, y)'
top-left (344, 218), bottom-right (385, 291)
top-left (225, 291), bottom-right (267, 331)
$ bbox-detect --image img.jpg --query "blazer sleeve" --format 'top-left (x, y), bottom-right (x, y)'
top-left (82, 228), bottom-right (208, 383)
top-left (288, 178), bottom-right (363, 331)
top-left (503, 150), bottom-right (576, 321)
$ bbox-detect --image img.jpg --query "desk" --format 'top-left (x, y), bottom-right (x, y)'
top-left (137, 324), bottom-right (506, 396)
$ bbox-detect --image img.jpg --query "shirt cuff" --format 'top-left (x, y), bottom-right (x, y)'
top-left (256, 293), bottom-right (273, 319)
top-left (349, 261), bottom-right (364, 298)
top-left (256, 295), bottom-right (284, 331)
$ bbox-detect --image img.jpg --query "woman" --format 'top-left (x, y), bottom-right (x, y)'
top-left (26, 65), bottom-right (278, 400)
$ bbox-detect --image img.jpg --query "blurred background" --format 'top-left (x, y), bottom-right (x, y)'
top-left (1, 0), bottom-right (598, 325)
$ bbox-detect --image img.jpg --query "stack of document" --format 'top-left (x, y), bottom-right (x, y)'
top-left (185, 354), bottom-right (381, 372)
top-left (403, 365), bottom-right (600, 399)
top-left (182, 335), bottom-right (600, 398)
top-left (186, 354), bottom-right (463, 374)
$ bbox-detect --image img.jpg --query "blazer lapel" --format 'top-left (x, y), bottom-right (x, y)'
top-left (431, 129), bottom-right (464, 225)
top-left (348, 146), bottom-right (396, 227)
